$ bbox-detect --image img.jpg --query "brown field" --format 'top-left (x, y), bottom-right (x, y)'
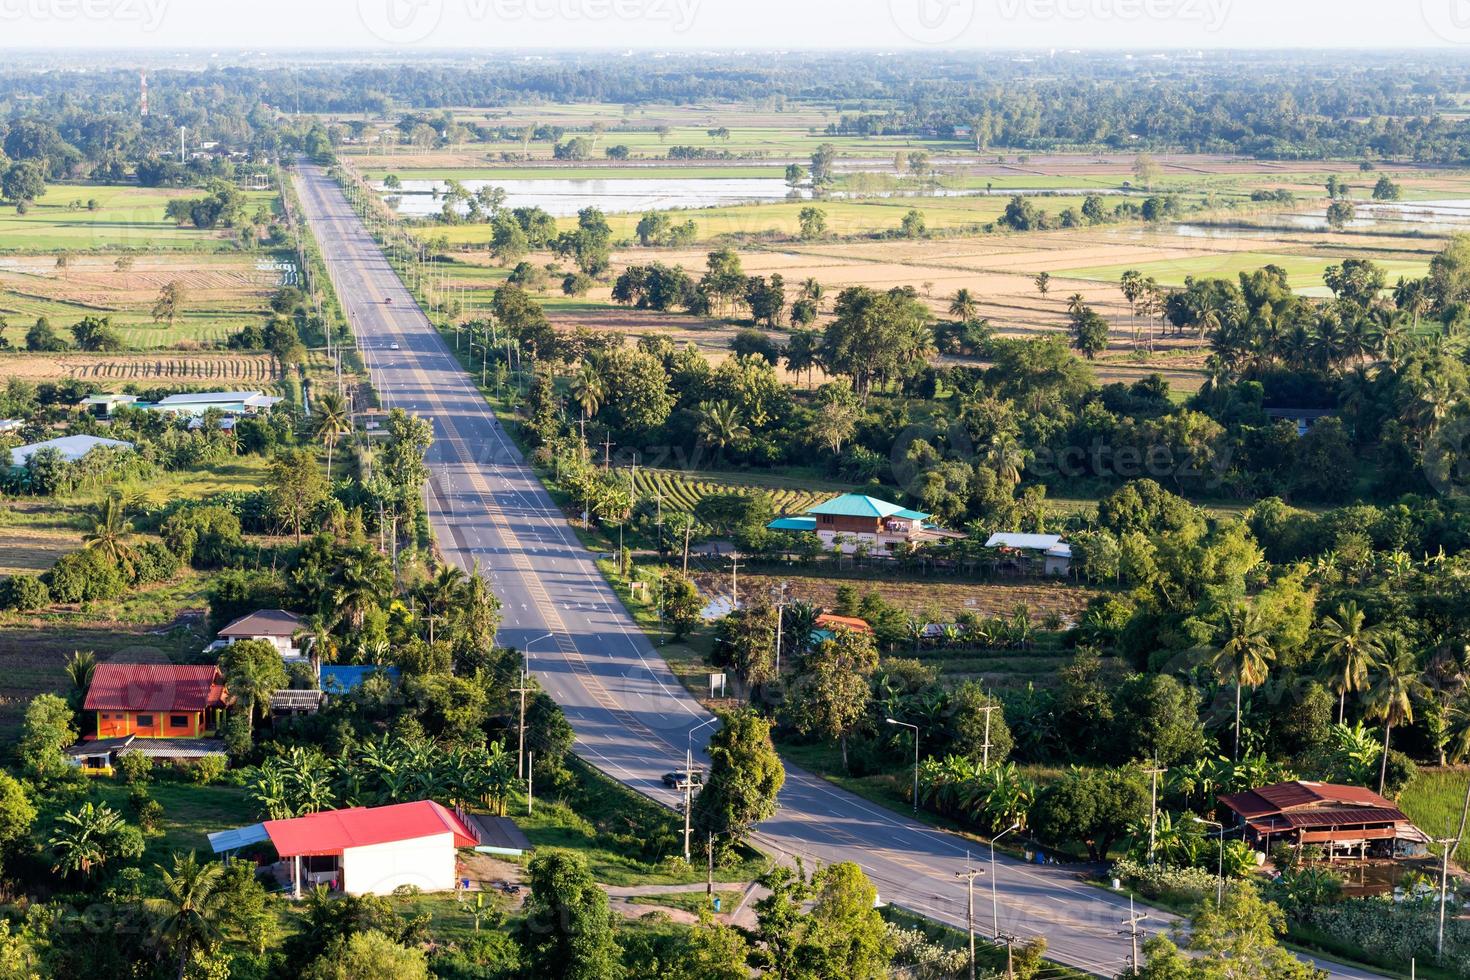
top-left (0, 351), bottom-right (281, 385)
top-left (699, 567), bottom-right (1099, 623)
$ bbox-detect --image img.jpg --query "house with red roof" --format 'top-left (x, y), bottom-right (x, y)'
top-left (83, 663), bottom-right (229, 740)
top-left (209, 800), bottom-right (482, 897)
top-left (1219, 780), bottom-right (1428, 859)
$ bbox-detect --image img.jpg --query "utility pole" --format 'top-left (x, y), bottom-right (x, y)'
top-left (1120, 898), bottom-right (1148, 974)
top-left (730, 552), bottom-right (742, 610)
top-left (1437, 778), bottom-right (1470, 963)
top-left (999, 934), bottom-right (1018, 980)
top-left (954, 857), bottom-right (984, 980)
top-left (706, 832), bottom-right (714, 899)
top-left (682, 520), bottom-right (692, 575)
top-left (513, 666), bottom-right (532, 780)
top-left (975, 699), bottom-right (999, 769)
top-left (1141, 764), bottom-right (1168, 865)
top-left (526, 751), bottom-right (534, 815)
top-left (601, 435), bottom-right (613, 469)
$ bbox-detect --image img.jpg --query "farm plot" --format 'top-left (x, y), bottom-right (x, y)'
top-left (0, 351), bottom-right (281, 385)
top-left (0, 252), bottom-right (287, 348)
top-left (634, 468), bottom-right (850, 516)
top-left (0, 184), bottom-right (278, 252)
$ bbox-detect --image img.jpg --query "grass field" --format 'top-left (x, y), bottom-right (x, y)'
top-left (0, 184), bottom-right (278, 252)
top-left (1398, 769), bottom-right (1470, 864)
top-left (0, 251), bottom-right (291, 349)
top-left (1058, 250), bottom-right (1432, 297)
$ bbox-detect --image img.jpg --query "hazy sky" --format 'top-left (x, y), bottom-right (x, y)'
top-left (1, 0), bottom-right (1469, 51)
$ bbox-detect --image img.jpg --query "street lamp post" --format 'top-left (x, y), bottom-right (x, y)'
top-left (516, 633), bottom-right (553, 779)
top-left (885, 719), bottom-right (920, 814)
top-left (684, 716), bottom-right (720, 862)
top-left (989, 821), bottom-right (1021, 937)
top-left (1192, 816), bottom-right (1225, 906)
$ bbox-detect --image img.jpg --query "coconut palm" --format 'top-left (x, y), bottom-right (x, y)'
top-left (1365, 636), bottom-right (1425, 794)
top-left (1318, 601), bottom-right (1383, 724)
top-left (1203, 600), bottom-right (1276, 761)
top-left (84, 494), bottom-right (137, 573)
top-left (64, 649), bottom-right (96, 701)
top-left (146, 851), bottom-right (228, 980)
top-left (331, 547), bottom-right (393, 630)
top-left (313, 390), bottom-right (352, 479)
top-left (695, 400), bottom-right (749, 465)
top-left (571, 362), bottom-right (606, 421)
top-left (948, 288), bottom-right (979, 323)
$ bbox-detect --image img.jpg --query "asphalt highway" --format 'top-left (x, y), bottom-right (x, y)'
top-left (291, 163), bottom-right (1382, 979)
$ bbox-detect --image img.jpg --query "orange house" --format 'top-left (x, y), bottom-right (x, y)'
top-left (84, 663), bottom-right (229, 739)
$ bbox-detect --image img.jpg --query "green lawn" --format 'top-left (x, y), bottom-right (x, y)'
top-left (0, 184), bottom-right (278, 252)
top-left (89, 779), bottom-right (251, 868)
top-left (1398, 769), bottom-right (1470, 863)
top-left (1056, 251), bottom-right (1431, 296)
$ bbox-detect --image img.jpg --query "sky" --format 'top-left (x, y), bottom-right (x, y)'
top-left (1, 0), bottom-right (1470, 51)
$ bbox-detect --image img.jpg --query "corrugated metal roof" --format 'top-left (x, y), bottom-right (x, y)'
top-left (218, 609), bottom-right (302, 637)
top-left (805, 494), bottom-right (912, 519)
top-left (263, 801), bottom-right (478, 857)
top-left (83, 663), bottom-right (227, 713)
top-left (985, 533), bottom-right (1064, 551)
top-left (209, 823), bottom-right (270, 854)
top-left (767, 517), bottom-right (817, 531)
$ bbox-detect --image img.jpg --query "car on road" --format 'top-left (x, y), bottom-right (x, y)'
top-left (662, 769), bottom-right (703, 789)
top-left (389, 342), bottom-right (400, 350)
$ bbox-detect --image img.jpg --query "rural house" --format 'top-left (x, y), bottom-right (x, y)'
top-left (206, 608), bottom-right (305, 662)
top-left (767, 493), bottom-right (965, 555)
top-left (83, 663), bottom-right (230, 740)
top-left (210, 800), bottom-right (480, 896)
top-left (1219, 780), bottom-right (1429, 859)
top-left (144, 390), bottom-right (283, 416)
top-left (985, 533), bottom-right (1073, 577)
top-left (7, 434), bottom-right (134, 468)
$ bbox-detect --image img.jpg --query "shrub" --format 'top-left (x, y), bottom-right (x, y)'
top-left (161, 505), bottom-right (242, 568)
top-left (129, 540), bottom-right (182, 585)
top-left (190, 754), bottom-right (227, 785)
top-left (46, 549), bottom-right (127, 603)
top-left (1111, 857), bottom-right (1218, 905)
top-left (0, 574), bottom-right (49, 612)
top-left (117, 751), bottom-right (152, 785)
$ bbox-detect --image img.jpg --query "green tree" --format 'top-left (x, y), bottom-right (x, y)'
top-left (1031, 767), bottom-right (1149, 861)
top-left (691, 709), bottom-right (785, 854)
top-left (84, 495), bottom-right (137, 575)
top-left (313, 390), bottom-right (353, 478)
top-left (517, 851), bottom-right (621, 980)
top-left (1130, 883), bottom-right (1323, 979)
top-left (0, 773), bottom-right (36, 869)
top-left (787, 629), bottom-right (878, 770)
top-left (1113, 674), bottom-right (1205, 765)
top-left (662, 572), bottom-right (703, 640)
top-left (1203, 600), bottom-right (1276, 760)
top-left (1, 161), bottom-right (45, 204)
top-left (146, 851), bottom-right (228, 980)
top-left (220, 638), bottom-right (288, 734)
top-left (798, 206), bottom-right (827, 241)
top-left (19, 692), bottom-right (77, 784)
top-left (1070, 306), bottom-right (1110, 359)
top-left (267, 448), bottom-right (328, 544)
top-left (805, 861), bottom-right (893, 979)
top-left (151, 280), bottom-right (187, 330)
top-left (948, 288), bottom-right (979, 323)
top-left (1364, 635), bottom-right (1424, 794)
top-left (49, 801), bottom-right (142, 878)
top-left (1317, 601), bottom-right (1382, 724)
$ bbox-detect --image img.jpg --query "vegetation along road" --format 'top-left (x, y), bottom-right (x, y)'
top-left (291, 162), bottom-right (1383, 979)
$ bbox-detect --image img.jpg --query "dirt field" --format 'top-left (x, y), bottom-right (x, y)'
top-left (699, 567), bottom-right (1099, 623)
top-left (0, 252), bottom-right (289, 349)
top-left (0, 351), bottom-right (281, 385)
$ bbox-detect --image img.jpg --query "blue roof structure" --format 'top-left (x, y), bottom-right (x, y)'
top-left (767, 516), bottom-right (817, 531)
top-left (804, 494), bottom-right (929, 521)
top-left (320, 666), bottom-right (401, 694)
top-left (208, 822), bottom-right (269, 854)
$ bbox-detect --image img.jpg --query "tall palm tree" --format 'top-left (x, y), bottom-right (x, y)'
top-left (1205, 600), bottom-right (1276, 760)
top-left (146, 852), bottom-right (228, 980)
top-left (571, 362), bottom-right (606, 421)
top-left (1319, 601), bottom-right (1383, 724)
top-left (1066, 293), bottom-right (1086, 320)
top-left (948, 288), bottom-right (979, 323)
top-left (1365, 635), bottom-right (1425, 794)
top-left (696, 400), bottom-right (748, 465)
top-left (313, 390), bottom-right (352, 479)
top-left (332, 547), bottom-right (393, 629)
top-left (84, 495), bottom-right (136, 573)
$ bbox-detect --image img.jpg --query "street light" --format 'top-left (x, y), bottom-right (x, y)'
top-left (1192, 815), bottom-right (1225, 906)
top-left (684, 716), bottom-right (720, 862)
top-left (885, 718), bottom-right (920, 814)
top-left (989, 821), bottom-right (1021, 937)
top-left (516, 633), bottom-right (554, 779)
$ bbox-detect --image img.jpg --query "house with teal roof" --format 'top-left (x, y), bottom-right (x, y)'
top-left (766, 493), bottom-right (965, 555)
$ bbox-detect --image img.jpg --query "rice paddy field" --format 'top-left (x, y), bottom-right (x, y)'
top-left (1397, 769), bottom-right (1470, 864)
top-left (0, 183), bottom-right (279, 252)
top-left (0, 251), bottom-right (293, 349)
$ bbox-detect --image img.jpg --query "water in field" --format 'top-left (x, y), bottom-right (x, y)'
top-left (1172, 198), bottom-right (1470, 238)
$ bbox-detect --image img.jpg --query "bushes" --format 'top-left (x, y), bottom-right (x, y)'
top-left (129, 540), bottom-right (182, 585)
top-left (191, 754), bottom-right (227, 785)
top-left (46, 549), bottom-right (127, 603)
top-left (161, 504), bottom-right (243, 567)
top-left (1111, 857), bottom-right (1218, 905)
top-left (0, 574), bottom-right (49, 612)
top-left (1296, 897), bottom-right (1470, 975)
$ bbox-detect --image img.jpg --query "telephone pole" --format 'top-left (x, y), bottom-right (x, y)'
top-left (998, 934), bottom-right (1018, 980)
top-left (730, 552), bottom-right (742, 610)
top-left (954, 857), bottom-right (984, 980)
top-left (1141, 764), bottom-right (1168, 865)
top-left (1120, 897), bottom-right (1148, 974)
